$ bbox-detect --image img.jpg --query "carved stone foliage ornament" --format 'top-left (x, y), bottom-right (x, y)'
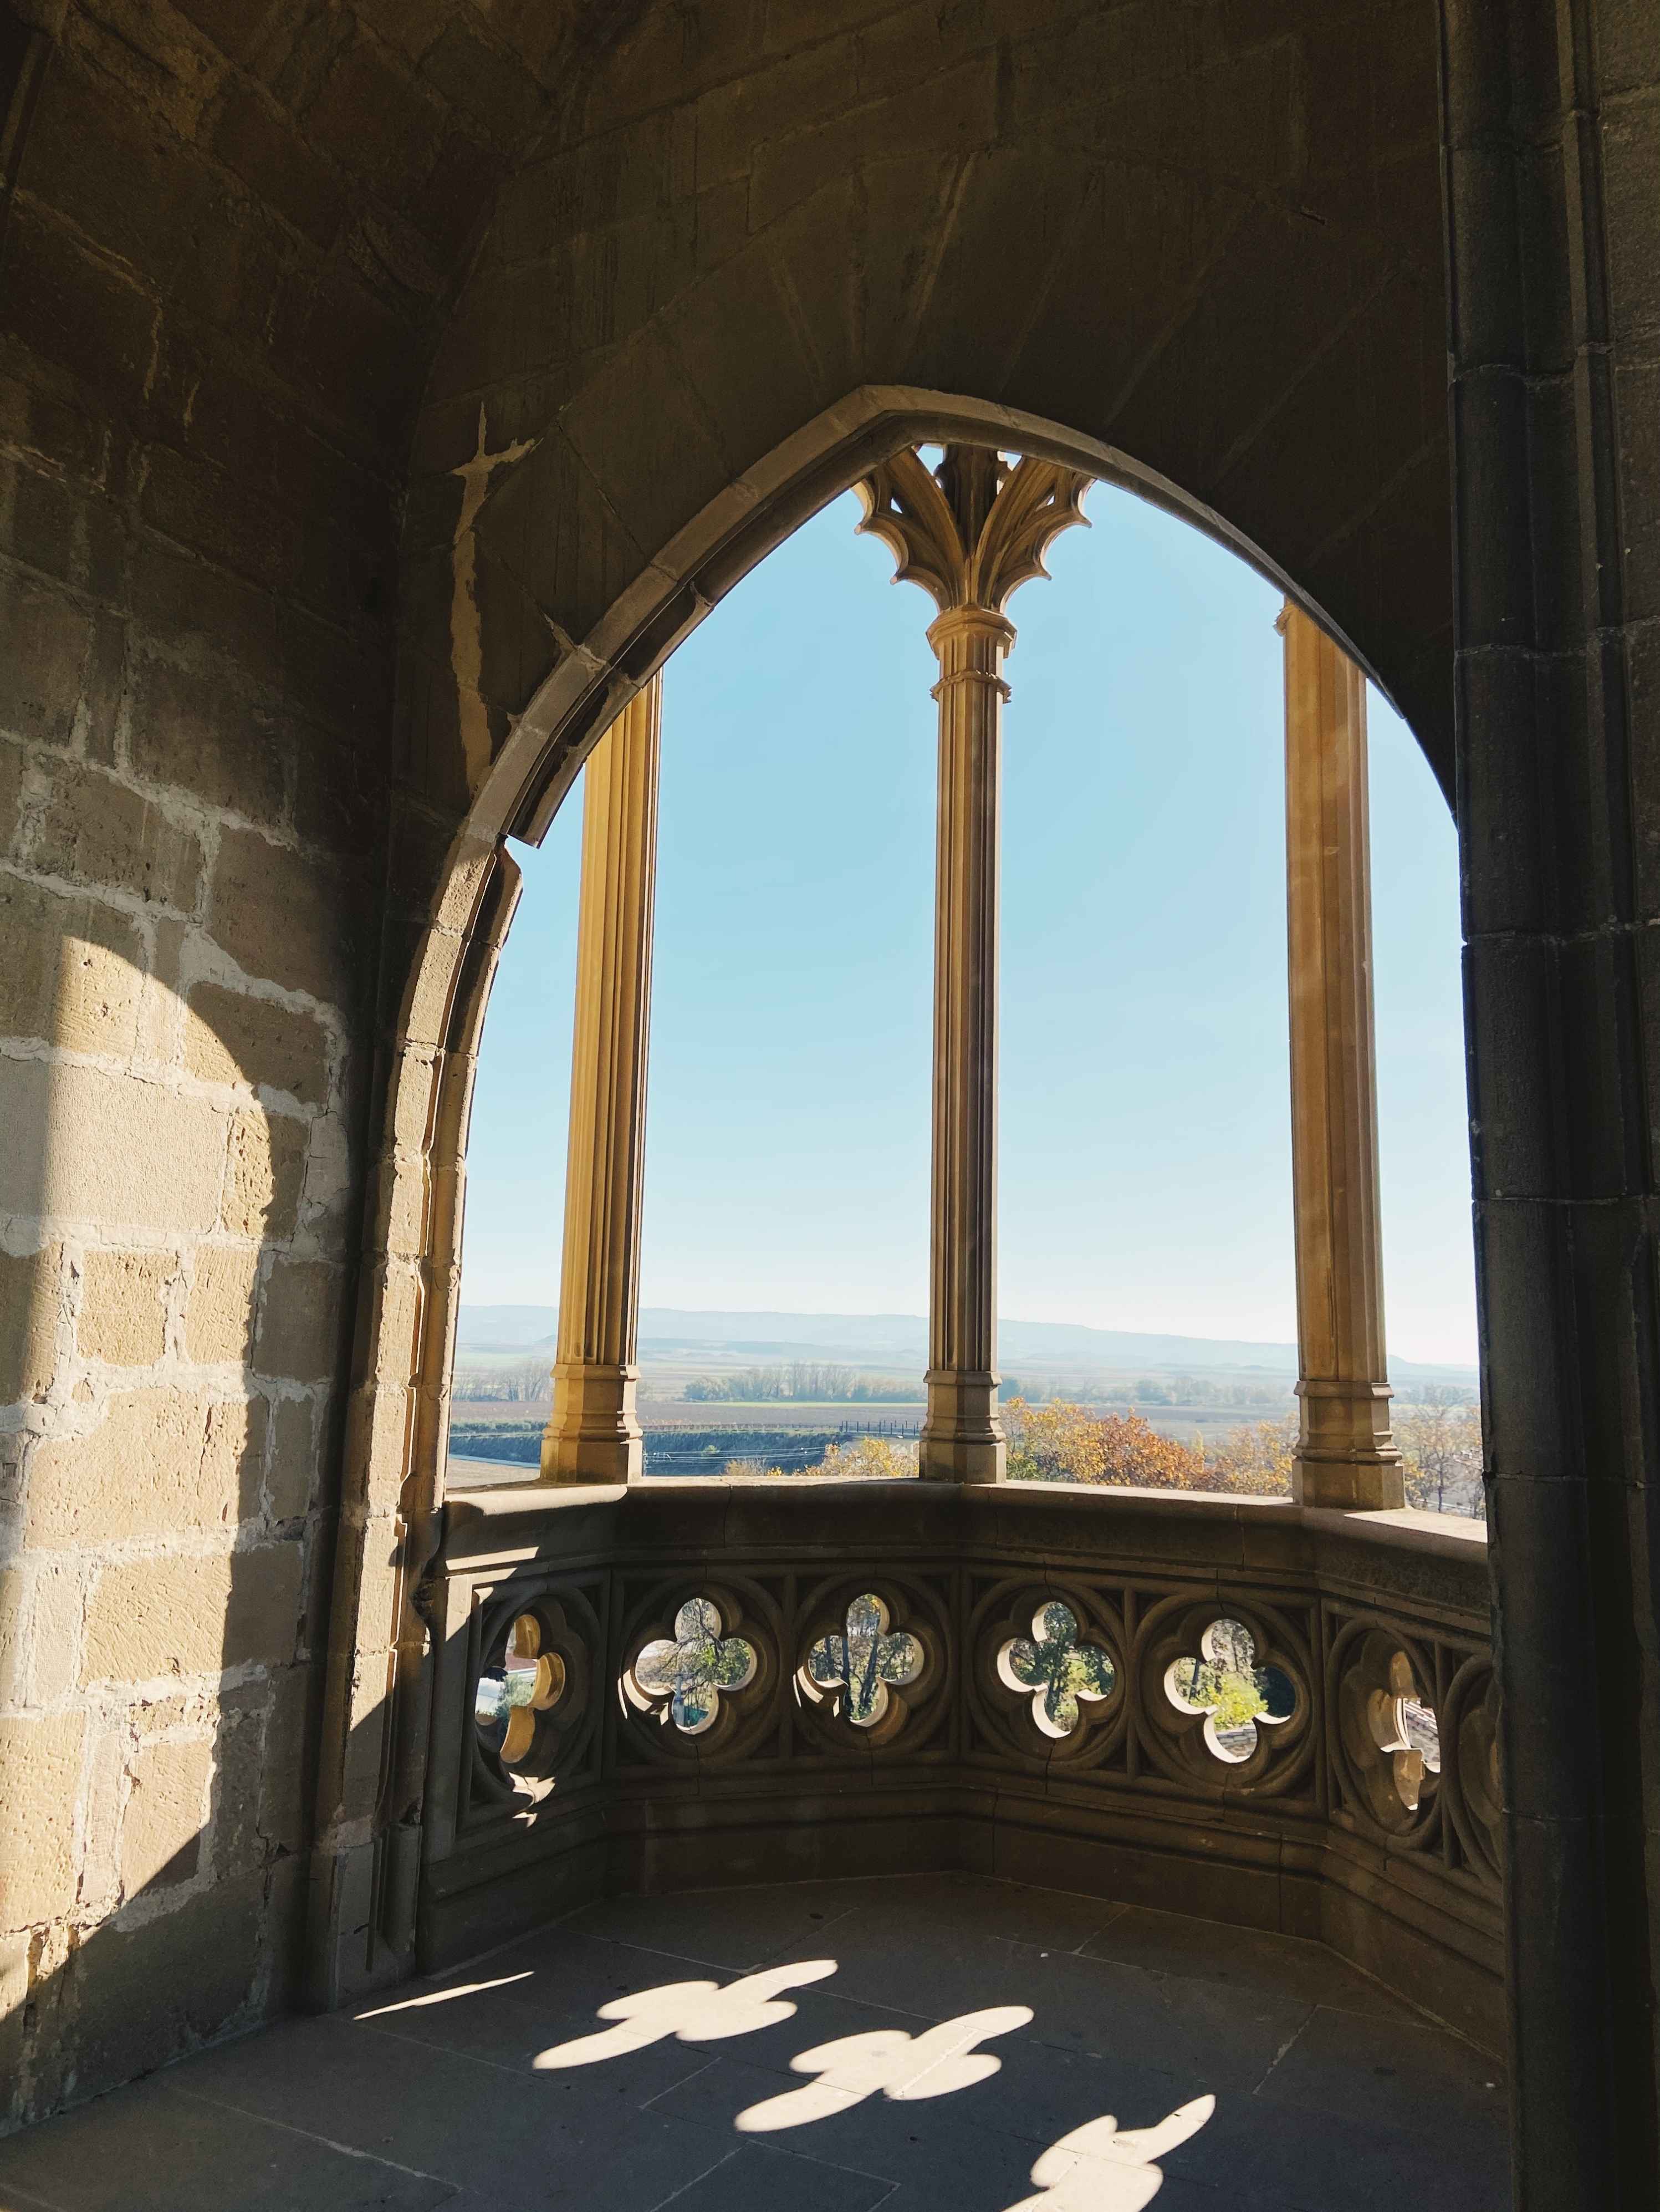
top-left (998, 1601), bottom-right (1116, 1740)
top-left (1163, 1617), bottom-right (1298, 1766)
top-left (624, 1596), bottom-right (758, 1736)
top-left (855, 445), bottom-right (1091, 618)
top-left (799, 1592), bottom-right (924, 1733)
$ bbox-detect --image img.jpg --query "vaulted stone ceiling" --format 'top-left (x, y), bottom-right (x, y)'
top-left (4, 0), bottom-right (1456, 841)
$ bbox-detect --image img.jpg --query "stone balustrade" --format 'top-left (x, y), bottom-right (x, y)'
top-left (422, 1479), bottom-right (1499, 2050)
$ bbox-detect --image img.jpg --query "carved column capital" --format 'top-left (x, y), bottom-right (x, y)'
top-left (856, 446), bottom-right (1090, 623)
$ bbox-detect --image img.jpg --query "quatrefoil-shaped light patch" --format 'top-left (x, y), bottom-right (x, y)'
top-left (1367, 1651), bottom-right (1442, 1811)
top-left (997, 1601), bottom-right (1116, 1739)
top-left (474, 1613), bottom-right (565, 1765)
top-left (626, 1598), bottom-right (757, 1736)
top-left (1165, 1617), bottom-right (1295, 1764)
top-left (800, 1593), bottom-right (923, 1728)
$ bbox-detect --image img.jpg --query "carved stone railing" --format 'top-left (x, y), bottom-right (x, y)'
top-left (422, 1479), bottom-right (1500, 2048)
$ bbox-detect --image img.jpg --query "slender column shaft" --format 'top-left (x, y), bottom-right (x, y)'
top-left (540, 674), bottom-right (661, 1484)
top-left (855, 445), bottom-right (1086, 1482)
top-left (922, 605), bottom-right (1011, 1483)
top-left (1281, 604), bottom-right (1402, 1510)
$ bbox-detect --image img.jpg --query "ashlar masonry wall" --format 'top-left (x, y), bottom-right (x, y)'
top-left (0, 0), bottom-right (614, 2120)
top-left (0, 369), bottom-right (366, 2113)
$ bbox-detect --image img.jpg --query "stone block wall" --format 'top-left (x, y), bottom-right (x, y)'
top-left (0, 313), bottom-right (369, 2124)
top-left (0, 0), bottom-right (569, 2126)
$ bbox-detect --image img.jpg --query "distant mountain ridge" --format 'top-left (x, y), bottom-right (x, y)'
top-left (457, 1305), bottom-right (1475, 1383)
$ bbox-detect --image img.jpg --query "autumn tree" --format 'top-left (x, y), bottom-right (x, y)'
top-left (722, 1436), bottom-right (918, 1481)
top-left (1005, 1399), bottom-right (1208, 1490)
top-left (810, 1436), bottom-right (919, 1479)
top-left (1395, 1393), bottom-right (1485, 1516)
top-left (1204, 1416), bottom-right (1296, 1497)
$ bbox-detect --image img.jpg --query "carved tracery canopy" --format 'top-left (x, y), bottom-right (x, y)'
top-left (855, 445), bottom-right (1091, 615)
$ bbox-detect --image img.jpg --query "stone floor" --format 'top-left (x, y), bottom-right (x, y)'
top-left (0, 1874), bottom-right (1510, 2211)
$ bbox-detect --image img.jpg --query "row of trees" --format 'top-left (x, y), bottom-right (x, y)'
top-left (686, 1364), bottom-right (926, 1403)
top-left (453, 1359), bottom-right (550, 1403)
top-left (1125, 1375), bottom-right (1289, 1409)
top-left (1003, 1395), bottom-right (1485, 1517)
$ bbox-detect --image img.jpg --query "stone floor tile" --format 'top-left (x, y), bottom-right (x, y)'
top-left (415, 1926), bottom-right (735, 2018)
top-left (352, 1985), bottom-right (718, 2094)
top-left (561, 1879), bottom-right (872, 1968)
top-left (0, 1878), bottom-right (1511, 2211)
top-left (644, 2044), bottom-right (1227, 2203)
top-left (689, 2075), bottom-right (1048, 2203)
top-left (176, 2015), bottom-right (738, 2205)
top-left (872, 2177), bottom-right (1303, 2212)
top-left (0, 2081), bottom-right (457, 2211)
top-left (802, 1873), bottom-right (1130, 1956)
top-left (761, 1922), bottom-right (1314, 2087)
top-left (1252, 2001), bottom-right (1506, 2134)
top-left (1163, 2082), bottom-right (1510, 2212)
top-left (643, 2139), bottom-right (897, 2210)
top-left (1078, 1907), bottom-right (1416, 2019)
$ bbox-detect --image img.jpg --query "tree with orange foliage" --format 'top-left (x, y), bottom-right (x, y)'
top-left (1004, 1399), bottom-right (1208, 1490)
top-left (1204, 1415), bottom-right (1295, 1497)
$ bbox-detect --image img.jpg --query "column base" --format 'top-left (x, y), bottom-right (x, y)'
top-left (920, 1369), bottom-right (1007, 1484)
top-left (539, 1363), bottom-right (643, 1484)
top-left (1292, 1379), bottom-right (1403, 1509)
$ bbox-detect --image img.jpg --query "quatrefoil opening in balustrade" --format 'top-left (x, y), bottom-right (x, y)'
top-left (1334, 1627), bottom-right (1445, 1831)
top-left (997, 1601), bottom-right (1116, 1740)
top-left (1165, 1618), bottom-right (1295, 1764)
top-left (799, 1593), bottom-right (923, 1731)
top-left (1367, 1651), bottom-right (1442, 1812)
top-left (474, 1612), bottom-right (567, 1767)
top-left (625, 1597), bottom-right (758, 1736)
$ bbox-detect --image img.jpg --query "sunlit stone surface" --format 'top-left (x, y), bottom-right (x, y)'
top-left (0, 1872), bottom-right (1509, 2210)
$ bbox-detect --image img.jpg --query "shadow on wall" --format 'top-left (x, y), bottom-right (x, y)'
top-left (0, 926), bottom-right (359, 2129)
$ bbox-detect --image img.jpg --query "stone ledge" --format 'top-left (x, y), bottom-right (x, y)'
top-left (438, 1472), bottom-right (1487, 1581)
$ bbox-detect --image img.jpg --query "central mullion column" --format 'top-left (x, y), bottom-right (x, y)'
top-left (925, 605), bottom-right (1013, 1482)
top-left (854, 444), bottom-right (1089, 1484)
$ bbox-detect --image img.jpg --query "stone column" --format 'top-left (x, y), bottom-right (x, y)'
top-left (1444, 7), bottom-right (1660, 2205)
top-left (925, 599), bottom-right (1014, 1480)
top-left (857, 447), bottom-right (1089, 1482)
top-left (540, 674), bottom-right (661, 1484)
top-left (1280, 603), bottom-right (1402, 1511)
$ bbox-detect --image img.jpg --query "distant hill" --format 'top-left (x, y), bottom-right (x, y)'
top-left (457, 1305), bottom-right (1475, 1384)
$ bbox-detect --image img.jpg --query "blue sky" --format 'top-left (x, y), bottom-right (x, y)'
top-left (462, 481), bottom-right (1478, 1366)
